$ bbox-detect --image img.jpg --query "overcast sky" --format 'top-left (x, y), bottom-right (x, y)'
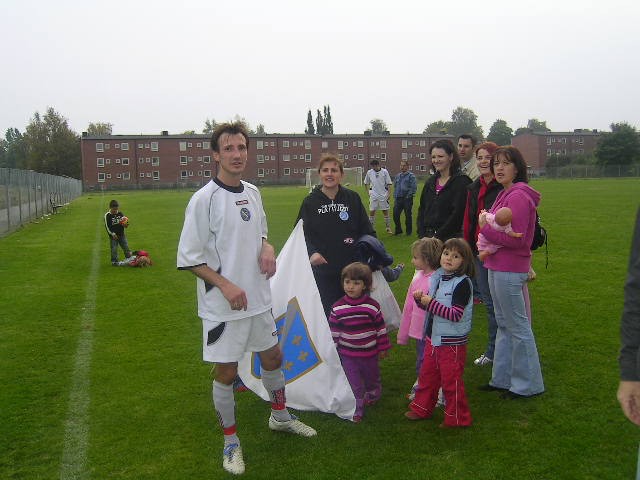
top-left (1, 0), bottom-right (638, 137)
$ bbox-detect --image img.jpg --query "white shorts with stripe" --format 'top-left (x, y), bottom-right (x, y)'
top-left (201, 310), bottom-right (278, 363)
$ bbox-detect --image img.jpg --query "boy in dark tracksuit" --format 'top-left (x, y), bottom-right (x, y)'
top-left (104, 199), bottom-right (131, 265)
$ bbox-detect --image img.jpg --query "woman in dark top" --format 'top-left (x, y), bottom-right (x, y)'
top-left (463, 141), bottom-right (502, 366)
top-left (296, 153), bottom-right (375, 316)
top-left (417, 139), bottom-right (471, 240)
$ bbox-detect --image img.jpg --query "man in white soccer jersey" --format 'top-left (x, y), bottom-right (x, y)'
top-left (363, 159), bottom-right (393, 233)
top-left (177, 121), bottom-right (316, 476)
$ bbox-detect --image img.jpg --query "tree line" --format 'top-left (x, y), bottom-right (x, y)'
top-left (1, 106), bottom-right (637, 179)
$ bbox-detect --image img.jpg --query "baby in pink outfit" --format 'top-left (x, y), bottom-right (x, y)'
top-left (477, 207), bottom-right (523, 262)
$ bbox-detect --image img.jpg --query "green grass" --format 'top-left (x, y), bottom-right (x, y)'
top-left (1, 179), bottom-right (639, 479)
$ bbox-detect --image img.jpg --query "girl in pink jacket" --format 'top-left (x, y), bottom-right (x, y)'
top-left (397, 237), bottom-right (443, 398)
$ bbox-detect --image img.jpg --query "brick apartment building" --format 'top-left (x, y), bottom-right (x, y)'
top-left (80, 131), bottom-right (453, 190)
top-left (512, 129), bottom-right (601, 175)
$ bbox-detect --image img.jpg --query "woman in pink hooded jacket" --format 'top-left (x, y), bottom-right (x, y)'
top-left (478, 146), bottom-right (544, 399)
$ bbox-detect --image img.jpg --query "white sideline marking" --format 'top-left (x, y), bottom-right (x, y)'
top-left (59, 224), bottom-right (102, 480)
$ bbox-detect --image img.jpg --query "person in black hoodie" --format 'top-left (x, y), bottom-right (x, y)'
top-left (416, 139), bottom-right (471, 240)
top-left (297, 154), bottom-right (375, 316)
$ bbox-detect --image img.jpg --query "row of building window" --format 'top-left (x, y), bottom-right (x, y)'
top-left (256, 139), bottom-right (414, 150)
top-left (96, 138), bottom-right (435, 154)
top-left (547, 149), bottom-right (585, 156)
top-left (179, 141), bottom-right (210, 151)
top-left (546, 137), bottom-right (584, 145)
top-left (253, 151), bottom-right (428, 163)
top-left (96, 156), bottom-right (211, 167)
top-left (255, 163), bottom-right (430, 178)
top-left (97, 170), bottom-right (212, 182)
top-left (95, 142), bottom-right (130, 152)
top-left (96, 140), bottom-right (212, 153)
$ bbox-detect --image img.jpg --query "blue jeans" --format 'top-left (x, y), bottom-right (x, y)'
top-left (488, 270), bottom-right (544, 396)
top-left (110, 234), bottom-right (131, 263)
top-left (475, 258), bottom-right (497, 359)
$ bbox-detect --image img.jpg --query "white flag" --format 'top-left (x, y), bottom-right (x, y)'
top-left (237, 220), bottom-right (356, 420)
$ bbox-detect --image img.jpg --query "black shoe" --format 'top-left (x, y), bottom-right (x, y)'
top-left (406, 232), bottom-right (412, 236)
top-left (394, 231), bottom-right (403, 235)
top-left (478, 384), bottom-right (508, 392)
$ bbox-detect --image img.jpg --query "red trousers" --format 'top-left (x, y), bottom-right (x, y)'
top-left (410, 343), bottom-right (472, 427)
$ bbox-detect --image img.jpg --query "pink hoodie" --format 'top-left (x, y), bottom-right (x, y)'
top-left (481, 182), bottom-right (540, 273)
top-left (397, 270), bottom-right (435, 344)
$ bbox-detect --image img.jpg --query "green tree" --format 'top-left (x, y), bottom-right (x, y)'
top-left (324, 105), bottom-right (333, 134)
top-left (449, 106), bottom-right (483, 139)
top-left (182, 130), bottom-right (196, 135)
top-left (515, 118), bottom-right (551, 135)
top-left (0, 128), bottom-right (27, 168)
top-left (487, 119), bottom-right (513, 146)
top-left (202, 118), bottom-right (217, 134)
top-left (255, 124), bottom-right (266, 135)
top-left (423, 120), bottom-right (449, 135)
top-left (23, 107), bottom-right (81, 178)
top-left (595, 122), bottom-right (640, 166)
top-left (232, 114), bottom-right (255, 134)
top-left (315, 109), bottom-right (324, 135)
top-left (370, 118), bottom-right (388, 134)
top-left (305, 109), bottom-right (315, 135)
top-left (87, 122), bottom-right (113, 136)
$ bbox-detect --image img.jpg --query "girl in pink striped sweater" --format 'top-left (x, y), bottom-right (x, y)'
top-left (329, 262), bottom-right (392, 422)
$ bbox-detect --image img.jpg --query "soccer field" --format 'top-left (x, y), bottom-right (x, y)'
top-left (1, 179), bottom-right (639, 479)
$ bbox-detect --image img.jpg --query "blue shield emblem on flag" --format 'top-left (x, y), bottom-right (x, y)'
top-left (251, 297), bottom-right (322, 383)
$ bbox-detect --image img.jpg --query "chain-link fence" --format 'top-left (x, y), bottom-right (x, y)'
top-left (542, 164), bottom-right (640, 178)
top-left (0, 168), bottom-right (83, 237)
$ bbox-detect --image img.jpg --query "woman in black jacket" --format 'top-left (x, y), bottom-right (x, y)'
top-left (462, 142), bottom-right (502, 366)
top-left (417, 139), bottom-right (471, 240)
top-left (297, 153), bottom-right (375, 315)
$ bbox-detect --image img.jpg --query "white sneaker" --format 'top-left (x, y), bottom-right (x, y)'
top-left (222, 443), bottom-right (245, 475)
top-left (436, 388), bottom-right (445, 408)
top-left (269, 414), bottom-right (317, 437)
top-left (474, 354), bottom-right (493, 366)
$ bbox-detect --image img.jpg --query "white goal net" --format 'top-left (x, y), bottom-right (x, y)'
top-left (305, 166), bottom-right (363, 191)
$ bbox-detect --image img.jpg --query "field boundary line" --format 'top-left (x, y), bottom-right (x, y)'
top-left (59, 219), bottom-right (102, 480)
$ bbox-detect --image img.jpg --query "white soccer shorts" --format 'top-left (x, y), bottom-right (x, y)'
top-left (201, 310), bottom-right (278, 363)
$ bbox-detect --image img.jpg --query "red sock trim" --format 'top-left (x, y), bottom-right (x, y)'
top-left (271, 403), bottom-right (286, 411)
top-left (222, 425), bottom-right (237, 435)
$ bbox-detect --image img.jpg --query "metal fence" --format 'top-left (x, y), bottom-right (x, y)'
top-left (0, 168), bottom-right (83, 237)
top-left (542, 164), bottom-right (640, 178)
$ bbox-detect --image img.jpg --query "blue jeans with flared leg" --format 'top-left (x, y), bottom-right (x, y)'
top-left (488, 270), bottom-right (544, 396)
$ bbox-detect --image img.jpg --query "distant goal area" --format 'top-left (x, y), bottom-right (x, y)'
top-left (305, 166), bottom-right (363, 191)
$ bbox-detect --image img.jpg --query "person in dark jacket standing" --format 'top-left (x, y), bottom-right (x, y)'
top-left (618, 207), bottom-right (640, 424)
top-left (104, 199), bottom-right (132, 265)
top-left (297, 153), bottom-right (375, 316)
top-left (463, 142), bottom-right (502, 366)
top-left (417, 139), bottom-right (471, 240)
top-left (618, 207), bottom-right (640, 477)
top-left (392, 160), bottom-right (417, 236)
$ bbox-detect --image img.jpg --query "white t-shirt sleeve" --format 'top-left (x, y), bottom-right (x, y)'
top-left (177, 192), bottom-right (211, 268)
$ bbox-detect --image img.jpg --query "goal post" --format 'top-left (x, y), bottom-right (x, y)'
top-left (305, 166), bottom-right (363, 191)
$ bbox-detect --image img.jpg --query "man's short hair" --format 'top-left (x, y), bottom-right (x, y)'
top-left (109, 200), bottom-right (119, 208)
top-left (370, 159), bottom-right (380, 166)
top-left (458, 134), bottom-right (477, 146)
top-left (211, 121), bottom-right (250, 152)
